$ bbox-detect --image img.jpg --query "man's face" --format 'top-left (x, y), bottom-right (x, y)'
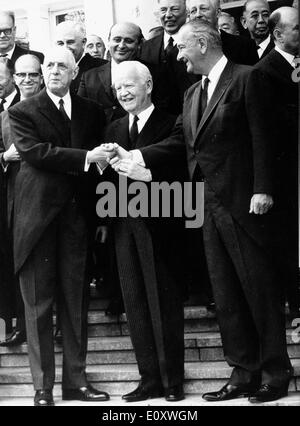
top-left (42, 50), bottom-right (78, 97)
top-left (14, 58), bottom-right (43, 99)
top-left (280, 12), bottom-right (299, 55)
top-left (188, 0), bottom-right (219, 27)
top-left (158, 0), bottom-right (187, 35)
top-left (0, 14), bottom-right (16, 54)
top-left (177, 27), bottom-right (203, 74)
top-left (242, 0), bottom-right (270, 42)
top-left (109, 24), bottom-right (140, 64)
top-left (218, 15), bottom-right (236, 35)
top-left (0, 63), bottom-right (15, 98)
top-left (55, 28), bottom-right (85, 62)
top-left (114, 70), bottom-right (152, 115)
top-left (85, 35), bottom-right (105, 59)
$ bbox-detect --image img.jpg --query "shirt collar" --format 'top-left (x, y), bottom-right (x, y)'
top-left (129, 104), bottom-right (155, 131)
top-left (206, 55), bottom-right (228, 87)
top-left (275, 45), bottom-right (295, 66)
top-left (76, 52), bottom-right (86, 66)
top-left (0, 44), bottom-right (15, 59)
top-left (3, 89), bottom-right (18, 109)
top-left (257, 34), bottom-right (271, 58)
top-left (46, 89), bottom-right (71, 108)
top-left (163, 31), bottom-right (179, 49)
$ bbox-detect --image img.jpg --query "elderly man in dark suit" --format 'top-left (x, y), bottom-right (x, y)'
top-left (98, 61), bottom-right (186, 402)
top-left (247, 6), bottom-right (299, 319)
top-left (78, 22), bottom-right (143, 123)
top-left (0, 10), bottom-right (44, 64)
top-left (8, 47), bottom-right (110, 406)
top-left (241, 0), bottom-right (274, 59)
top-left (110, 20), bottom-right (292, 404)
top-left (0, 55), bottom-right (44, 348)
top-left (54, 21), bottom-right (107, 94)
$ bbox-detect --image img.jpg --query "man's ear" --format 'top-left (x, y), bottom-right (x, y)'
top-left (240, 14), bottom-right (248, 30)
top-left (273, 28), bottom-right (281, 43)
top-left (216, 7), bottom-right (222, 19)
top-left (198, 35), bottom-right (208, 53)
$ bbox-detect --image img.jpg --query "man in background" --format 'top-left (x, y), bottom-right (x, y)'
top-left (85, 34), bottom-right (106, 59)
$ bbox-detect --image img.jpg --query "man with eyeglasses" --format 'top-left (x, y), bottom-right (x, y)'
top-left (0, 10), bottom-right (44, 65)
top-left (0, 55), bottom-right (43, 348)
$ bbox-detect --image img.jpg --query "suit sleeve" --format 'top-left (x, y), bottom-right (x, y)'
top-left (246, 68), bottom-right (274, 195)
top-left (8, 107), bottom-right (87, 174)
top-left (77, 72), bottom-right (88, 98)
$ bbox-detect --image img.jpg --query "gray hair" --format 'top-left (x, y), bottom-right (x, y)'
top-left (0, 10), bottom-right (15, 26)
top-left (269, 6), bottom-right (297, 34)
top-left (112, 61), bottom-right (153, 86)
top-left (55, 21), bottom-right (86, 39)
top-left (43, 47), bottom-right (76, 70)
top-left (183, 19), bottom-right (222, 49)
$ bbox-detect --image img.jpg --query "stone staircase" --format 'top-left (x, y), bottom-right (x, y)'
top-left (0, 298), bottom-right (299, 404)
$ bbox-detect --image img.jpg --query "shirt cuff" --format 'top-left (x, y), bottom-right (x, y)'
top-left (84, 153), bottom-right (90, 172)
top-left (131, 149), bottom-right (146, 166)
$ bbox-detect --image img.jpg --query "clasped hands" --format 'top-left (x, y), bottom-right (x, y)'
top-left (87, 143), bottom-right (152, 182)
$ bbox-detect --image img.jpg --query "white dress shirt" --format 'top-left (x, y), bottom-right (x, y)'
top-left (2, 89), bottom-right (18, 110)
top-left (275, 45), bottom-right (297, 67)
top-left (204, 55), bottom-right (228, 104)
top-left (111, 59), bottom-right (121, 86)
top-left (257, 35), bottom-right (271, 59)
top-left (129, 104), bottom-right (155, 134)
top-left (0, 44), bottom-right (15, 59)
top-left (163, 31), bottom-right (180, 49)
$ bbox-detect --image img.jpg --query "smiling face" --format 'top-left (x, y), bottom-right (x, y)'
top-left (42, 48), bottom-right (78, 97)
top-left (158, 0), bottom-right (187, 35)
top-left (0, 13), bottom-right (16, 54)
top-left (108, 23), bottom-right (141, 64)
top-left (14, 56), bottom-right (43, 99)
top-left (188, 0), bottom-right (219, 27)
top-left (55, 24), bottom-right (86, 62)
top-left (177, 26), bottom-right (203, 74)
top-left (114, 67), bottom-right (152, 115)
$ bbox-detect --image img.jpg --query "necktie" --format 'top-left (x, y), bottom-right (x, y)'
top-left (0, 98), bottom-right (6, 113)
top-left (200, 77), bottom-right (210, 119)
top-left (59, 98), bottom-right (70, 123)
top-left (165, 37), bottom-right (174, 57)
top-left (129, 115), bottom-right (139, 148)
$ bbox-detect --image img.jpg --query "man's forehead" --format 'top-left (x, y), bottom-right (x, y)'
top-left (246, 0), bottom-right (270, 12)
top-left (55, 29), bottom-right (80, 41)
top-left (110, 24), bottom-right (139, 39)
top-left (15, 59), bottom-right (40, 72)
top-left (0, 14), bottom-right (13, 26)
top-left (189, 0), bottom-right (213, 8)
top-left (159, 0), bottom-right (186, 8)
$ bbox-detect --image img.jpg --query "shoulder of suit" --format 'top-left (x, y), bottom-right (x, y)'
top-left (140, 34), bottom-right (163, 51)
top-left (83, 61), bottom-right (110, 78)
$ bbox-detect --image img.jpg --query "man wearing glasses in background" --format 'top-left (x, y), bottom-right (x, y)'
top-left (0, 10), bottom-right (44, 65)
top-left (0, 55), bottom-right (43, 348)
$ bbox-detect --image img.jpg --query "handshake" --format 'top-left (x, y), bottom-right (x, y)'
top-left (86, 143), bottom-right (152, 182)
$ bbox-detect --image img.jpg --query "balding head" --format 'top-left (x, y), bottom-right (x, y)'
top-left (0, 10), bottom-right (16, 54)
top-left (54, 21), bottom-right (87, 62)
top-left (42, 47), bottom-right (78, 97)
top-left (269, 6), bottom-right (299, 55)
top-left (113, 61), bottom-right (153, 115)
top-left (14, 55), bottom-right (43, 99)
top-left (108, 22), bottom-right (143, 64)
top-left (241, 0), bottom-right (270, 44)
top-left (187, 0), bottom-right (221, 28)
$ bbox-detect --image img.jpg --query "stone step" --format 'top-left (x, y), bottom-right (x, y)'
top-left (1, 393), bottom-right (300, 406)
top-left (0, 360), bottom-right (299, 397)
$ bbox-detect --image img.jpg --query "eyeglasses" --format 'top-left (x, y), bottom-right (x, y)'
top-left (14, 73), bottom-right (41, 79)
top-left (0, 28), bottom-right (14, 37)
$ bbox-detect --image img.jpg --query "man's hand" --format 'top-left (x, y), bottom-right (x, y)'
top-left (112, 159), bottom-right (152, 182)
top-left (3, 144), bottom-right (20, 163)
top-left (250, 194), bottom-right (274, 215)
top-left (87, 144), bottom-right (117, 164)
top-left (108, 144), bottom-right (132, 168)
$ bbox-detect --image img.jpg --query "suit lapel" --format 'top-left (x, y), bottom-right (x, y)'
top-left (190, 83), bottom-right (202, 140)
top-left (136, 109), bottom-right (165, 148)
top-left (37, 89), bottom-right (69, 145)
top-left (71, 94), bottom-right (87, 149)
top-left (97, 63), bottom-right (113, 98)
top-left (271, 50), bottom-right (294, 81)
top-left (117, 115), bottom-right (130, 150)
top-left (194, 61), bottom-right (234, 143)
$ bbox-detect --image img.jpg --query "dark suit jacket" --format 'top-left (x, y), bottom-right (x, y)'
top-left (220, 30), bottom-right (259, 65)
top-left (8, 88), bottom-right (106, 272)
top-left (139, 34), bottom-right (200, 115)
top-left (260, 38), bottom-right (275, 59)
top-left (141, 61), bottom-right (274, 250)
top-left (72, 54), bottom-right (107, 94)
top-left (78, 61), bottom-right (126, 123)
top-left (11, 44), bottom-right (44, 65)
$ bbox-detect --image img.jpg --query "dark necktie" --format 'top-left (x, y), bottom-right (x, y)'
top-left (199, 77), bottom-right (210, 120)
top-left (165, 36), bottom-right (174, 57)
top-left (0, 98), bottom-right (6, 113)
top-left (59, 98), bottom-right (71, 123)
top-left (129, 115), bottom-right (139, 148)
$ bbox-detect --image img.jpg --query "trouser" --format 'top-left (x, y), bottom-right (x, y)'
top-left (19, 201), bottom-right (89, 391)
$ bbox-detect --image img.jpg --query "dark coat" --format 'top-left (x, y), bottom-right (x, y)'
top-left (78, 62), bottom-right (126, 123)
top-left (220, 30), bottom-right (259, 65)
top-left (11, 45), bottom-right (44, 64)
top-left (71, 53), bottom-right (107, 94)
top-left (8, 88), bottom-right (106, 272)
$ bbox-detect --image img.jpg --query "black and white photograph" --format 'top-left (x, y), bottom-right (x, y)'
top-left (0, 0), bottom-right (299, 411)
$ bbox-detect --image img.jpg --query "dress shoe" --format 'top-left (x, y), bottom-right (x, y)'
top-left (249, 383), bottom-right (289, 403)
top-left (54, 329), bottom-right (62, 345)
top-left (122, 383), bottom-right (164, 402)
top-left (202, 383), bottom-right (259, 402)
top-left (62, 384), bottom-right (110, 402)
top-left (165, 385), bottom-right (185, 402)
top-left (34, 390), bottom-right (54, 406)
top-left (0, 330), bottom-right (26, 347)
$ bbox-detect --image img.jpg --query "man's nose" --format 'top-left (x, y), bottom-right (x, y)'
top-left (258, 13), bottom-right (267, 23)
top-left (51, 63), bottom-right (59, 73)
top-left (195, 8), bottom-right (204, 18)
top-left (119, 39), bottom-right (126, 48)
top-left (24, 74), bottom-right (32, 83)
top-left (165, 8), bottom-right (174, 18)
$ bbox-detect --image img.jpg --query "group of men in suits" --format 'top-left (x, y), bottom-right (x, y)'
top-left (0, 0), bottom-right (298, 406)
